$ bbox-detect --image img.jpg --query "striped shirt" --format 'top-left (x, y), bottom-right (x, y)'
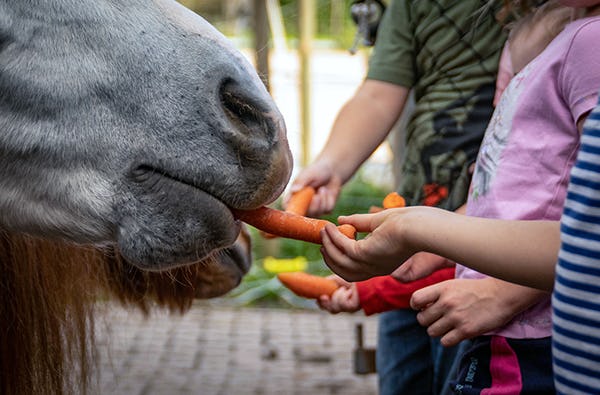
top-left (553, 99), bottom-right (600, 394)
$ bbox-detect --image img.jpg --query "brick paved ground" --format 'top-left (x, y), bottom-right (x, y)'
top-left (94, 301), bottom-right (379, 395)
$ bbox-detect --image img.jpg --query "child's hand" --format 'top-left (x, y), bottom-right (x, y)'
top-left (391, 252), bottom-right (455, 282)
top-left (317, 280), bottom-right (361, 314)
top-left (319, 209), bottom-right (420, 282)
top-left (410, 278), bottom-right (548, 347)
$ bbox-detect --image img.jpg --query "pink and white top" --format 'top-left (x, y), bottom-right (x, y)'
top-left (459, 17), bottom-right (600, 338)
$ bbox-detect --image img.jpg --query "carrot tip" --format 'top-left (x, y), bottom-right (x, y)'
top-left (382, 192), bottom-right (406, 209)
top-left (337, 224), bottom-right (357, 240)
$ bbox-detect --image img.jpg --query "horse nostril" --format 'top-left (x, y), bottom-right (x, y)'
top-left (219, 79), bottom-right (272, 141)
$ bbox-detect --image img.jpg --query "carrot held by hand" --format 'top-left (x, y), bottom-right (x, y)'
top-left (382, 192), bottom-right (406, 209)
top-left (285, 186), bottom-right (316, 215)
top-left (261, 186), bottom-right (316, 239)
top-left (232, 206), bottom-right (356, 244)
top-left (277, 272), bottom-right (339, 299)
top-left (369, 192), bottom-right (406, 213)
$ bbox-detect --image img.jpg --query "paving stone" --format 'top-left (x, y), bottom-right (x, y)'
top-left (93, 302), bottom-right (378, 394)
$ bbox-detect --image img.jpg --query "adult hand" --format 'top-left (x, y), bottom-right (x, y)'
top-left (286, 159), bottom-right (342, 217)
top-left (410, 277), bottom-right (548, 347)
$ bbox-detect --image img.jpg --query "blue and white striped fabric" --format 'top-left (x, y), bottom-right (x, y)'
top-left (553, 99), bottom-right (600, 395)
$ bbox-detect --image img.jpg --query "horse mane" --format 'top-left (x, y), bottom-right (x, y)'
top-left (0, 230), bottom-right (211, 395)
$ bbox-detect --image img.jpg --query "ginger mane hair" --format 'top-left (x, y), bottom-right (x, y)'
top-left (0, 230), bottom-right (211, 395)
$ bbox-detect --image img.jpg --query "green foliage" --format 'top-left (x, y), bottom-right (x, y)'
top-left (280, 0), bottom-right (359, 49)
top-left (182, 0), bottom-right (370, 51)
top-left (226, 171), bottom-right (389, 308)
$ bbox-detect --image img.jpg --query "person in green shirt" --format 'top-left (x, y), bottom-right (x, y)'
top-left (288, 1), bottom-right (509, 394)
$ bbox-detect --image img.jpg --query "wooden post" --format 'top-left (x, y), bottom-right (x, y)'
top-left (253, 0), bottom-right (270, 91)
top-left (299, 0), bottom-right (315, 167)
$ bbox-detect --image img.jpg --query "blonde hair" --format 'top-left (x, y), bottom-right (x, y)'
top-left (507, 1), bottom-right (573, 42)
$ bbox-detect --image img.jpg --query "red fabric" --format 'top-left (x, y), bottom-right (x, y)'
top-left (355, 267), bottom-right (455, 315)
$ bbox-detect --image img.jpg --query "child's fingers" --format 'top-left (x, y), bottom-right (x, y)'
top-left (336, 286), bottom-right (360, 313)
top-left (320, 231), bottom-right (352, 276)
top-left (319, 287), bottom-right (351, 314)
top-left (323, 222), bottom-right (357, 251)
top-left (337, 210), bottom-right (394, 234)
top-left (317, 295), bottom-right (335, 313)
top-left (337, 213), bottom-right (377, 233)
top-left (320, 230), bottom-right (368, 282)
top-left (392, 253), bottom-right (450, 282)
top-left (321, 223), bottom-right (386, 282)
top-left (329, 288), bottom-right (350, 313)
top-left (416, 305), bottom-right (444, 329)
top-left (439, 330), bottom-right (464, 347)
top-left (319, 296), bottom-right (344, 315)
top-left (410, 283), bottom-right (442, 311)
top-left (423, 313), bottom-right (455, 339)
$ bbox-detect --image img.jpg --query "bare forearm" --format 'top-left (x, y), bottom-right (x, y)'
top-left (315, 80), bottom-right (409, 183)
top-left (403, 208), bottom-right (560, 291)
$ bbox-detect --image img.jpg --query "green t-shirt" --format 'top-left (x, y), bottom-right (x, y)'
top-left (367, 0), bottom-right (506, 210)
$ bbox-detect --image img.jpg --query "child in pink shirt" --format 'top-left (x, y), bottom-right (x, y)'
top-left (320, 3), bottom-right (600, 393)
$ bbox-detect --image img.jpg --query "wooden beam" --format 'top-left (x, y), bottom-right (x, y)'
top-left (299, 0), bottom-right (315, 167)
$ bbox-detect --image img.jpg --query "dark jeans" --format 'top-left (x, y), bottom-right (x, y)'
top-left (377, 309), bottom-right (460, 395)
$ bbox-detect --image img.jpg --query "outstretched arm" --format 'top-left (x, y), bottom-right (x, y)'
top-left (288, 79), bottom-right (409, 216)
top-left (320, 206), bottom-right (559, 291)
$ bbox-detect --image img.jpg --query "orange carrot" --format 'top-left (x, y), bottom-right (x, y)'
top-left (260, 186), bottom-right (316, 239)
top-left (277, 272), bottom-right (339, 298)
top-left (232, 206), bottom-right (356, 244)
top-left (285, 186), bottom-right (316, 215)
top-left (382, 192), bottom-right (406, 209)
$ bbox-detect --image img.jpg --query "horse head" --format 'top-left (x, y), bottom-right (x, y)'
top-left (0, 0), bottom-right (292, 292)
